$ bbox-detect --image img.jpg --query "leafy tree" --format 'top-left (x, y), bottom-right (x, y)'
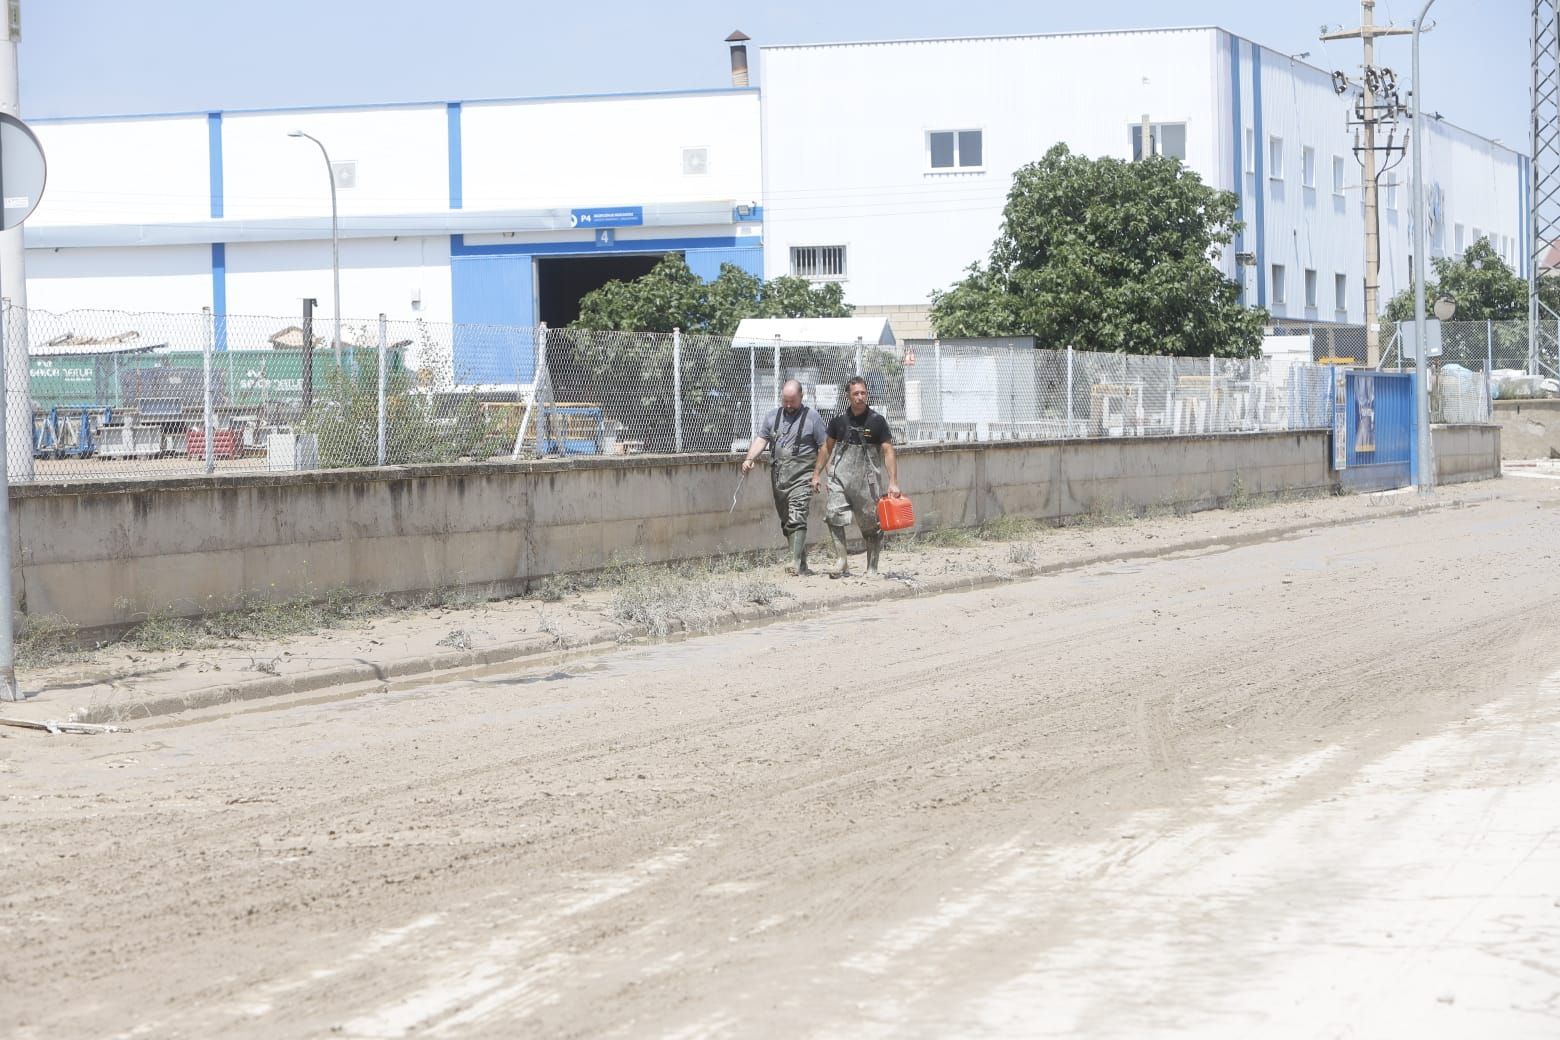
top-left (573, 253), bottom-right (851, 335)
top-left (1384, 238), bottom-right (1550, 321)
top-left (557, 255), bottom-right (854, 451)
top-left (303, 351), bottom-right (498, 467)
top-left (930, 143), bottom-right (1267, 357)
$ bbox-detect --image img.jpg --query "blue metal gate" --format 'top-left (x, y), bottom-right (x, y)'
top-left (1334, 370), bottom-right (1417, 492)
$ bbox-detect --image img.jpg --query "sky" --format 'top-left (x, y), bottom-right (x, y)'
top-left (18, 0), bottom-right (1529, 149)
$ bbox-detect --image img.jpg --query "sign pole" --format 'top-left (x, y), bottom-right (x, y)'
top-left (0, 261), bottom-right (16, 700)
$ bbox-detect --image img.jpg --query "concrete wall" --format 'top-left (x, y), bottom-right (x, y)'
top-left (1491, 399), bottom-right (1560, 460)
top-left (12, 431), bottom-right (1334, 632)
top-left (1434, 424), bottom-right (1502, 485)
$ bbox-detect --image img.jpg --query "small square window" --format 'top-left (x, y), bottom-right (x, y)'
top-left (1272, 263), bottom-right (1287, 305)
top-left (1335, 273), bottom-right (1348, 312)
top-left (1304, 268), bottom-right (1318, 309)
top-left (1302, 146), bottom-right (1316, 188)
top-left (1244, 128), bottom-right (1256, 174)
top-left (1332, 156), bottom-right (1346, 195)
top-left (1268, 136), bottom-right (1284, 180)
top-left (790, 245), bottom-right (847, 281)
top-left (928, 129), bottom-right (983, 170)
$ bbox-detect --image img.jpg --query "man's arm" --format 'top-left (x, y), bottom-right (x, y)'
top-left (740, 434), bottom-right (770, 474)
top-left (810, 436), bottom-right (835, 492)
top-left (882, 441), bottom-right (900, 497)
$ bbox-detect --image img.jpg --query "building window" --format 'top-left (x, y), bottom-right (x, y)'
top-left (1304, 269), bottom-right (1318, 309)
top-left (1335, 273), bottom-right (1348, 312)
top-left (1129, 122), bottom-right (1187, 161)
top-left (1455, 223), bottom-right (1465, 253)
top-left (928, 129), bottom-right (983, 170)
top-left (790, 245), bottom-right (847, 281)
top-left (1245, 128), bottom-right (1255, 173)
top-left (1302, 146), bottom-right (1316, 188)
top-left (1332, 155), bottom-right (1346, 196)
top-left (1272, 263), bottom-right (1287, 305)
top-left (1472, 227), bottom-right (1483, 245)
top-left (1268, 136), bottom-right (1284, 180)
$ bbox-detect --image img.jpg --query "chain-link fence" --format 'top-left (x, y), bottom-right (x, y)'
top-left (2, 304), bottom-right (1498, 485)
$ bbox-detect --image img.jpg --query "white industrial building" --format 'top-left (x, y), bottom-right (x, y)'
top-left (26, 89), bottom-right (763, 380)
top-left (21, 25), bottom-right (1527, 363)
top-left (758, 28), bottom-right (1527, 336)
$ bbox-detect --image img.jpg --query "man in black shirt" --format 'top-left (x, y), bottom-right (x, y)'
top-left (810, 376), bottom-right (902, 578)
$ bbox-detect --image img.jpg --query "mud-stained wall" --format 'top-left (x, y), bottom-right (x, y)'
top-left (1491, 400), bottom-right (1560, 460)
top-left (6, 427), bottom-right (1491, 630)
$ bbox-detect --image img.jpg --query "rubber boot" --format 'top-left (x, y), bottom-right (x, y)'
top-left (864, 532), bottom-right (882, 576)
top-left (786, 530), bottom-right (812, 576)
top-left (827, 524), bottom-right (851, 579)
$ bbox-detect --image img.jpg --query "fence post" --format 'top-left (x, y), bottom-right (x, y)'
top-left (934, 338), bottom-right (943, 426)
top-left (855, 336), bottom-right (864, 377)
top-left (202, 306), bottom-right (215, 475)
top-left (534, 323), bottom-right (549, 454)
top-left (1060, 346), bottom-right (1073, 436)
top-left (1208, 353), bottom-right (1216, 434)
top-left (377, 313), bottom-right (388, 467)
top-left (1486, 319), bottom-right (1493, 372)
top-left (773, 334), bottom-right (781, 412)
top-left (0, 298), bottom-right (17, 699)
top-left (748, 336), bottom-right (756, 439)
top-left (672, 327), bottom-right (683, 453)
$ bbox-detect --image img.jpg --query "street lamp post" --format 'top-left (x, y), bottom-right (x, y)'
top-left (1410, 0), bottom-right (1437, 492)
top-left (288, 130), bottom-right (342, 366)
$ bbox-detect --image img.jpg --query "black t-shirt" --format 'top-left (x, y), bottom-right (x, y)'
top-left (827, 406), bottom-right (893, 448)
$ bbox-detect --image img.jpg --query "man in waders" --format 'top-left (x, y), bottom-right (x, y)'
top-left (741, 379), bottom-right (828, 575)
top-left (810, 376), bottom-right (901, 579)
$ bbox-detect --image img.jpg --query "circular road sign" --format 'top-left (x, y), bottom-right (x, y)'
top-left (0, 111), bottom-right (46, 231)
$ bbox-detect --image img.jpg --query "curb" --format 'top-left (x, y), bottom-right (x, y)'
top-left (68, 497), bottom-right (1451, 726)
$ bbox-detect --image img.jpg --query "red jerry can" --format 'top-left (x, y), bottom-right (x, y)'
top-left (876, 494), bottom-right (915, 533)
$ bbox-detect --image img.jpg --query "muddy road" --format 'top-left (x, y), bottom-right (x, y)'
top-left (4, 482), bottom-right (1560, 1038)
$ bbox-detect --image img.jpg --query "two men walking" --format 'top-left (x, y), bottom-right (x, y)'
top-left (743, 375), bottom-right (902, 579)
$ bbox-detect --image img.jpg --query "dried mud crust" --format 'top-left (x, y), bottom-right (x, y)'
top-left (2, 479), bottom-right (1559, 1037)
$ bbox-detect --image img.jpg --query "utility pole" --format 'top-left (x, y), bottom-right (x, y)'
top-left (1325, 1), bottom-right (1412, 365)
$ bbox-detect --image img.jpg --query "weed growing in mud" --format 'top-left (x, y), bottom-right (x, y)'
top-left (436, 628), bottom-right (475, 651)
top-left (609, 562), bottom-right (789, 637)
top-left (976, 515), bottom-right (1040, 541)
top-left (1226, 473), bottom-right (1256, 511)
top-left (899, 527), bottom-right (977, 552)
top-left (15, 614), bottom-right (87, 668)
top-left (118, 589), bottom-right (389, 655)
top-left (1006, 542), bottom-right (1041, 567)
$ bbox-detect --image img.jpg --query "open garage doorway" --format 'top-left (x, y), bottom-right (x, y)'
top-left (536, 253), bottom-right (671, 329)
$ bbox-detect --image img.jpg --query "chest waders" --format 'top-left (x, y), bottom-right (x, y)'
top-left (768, 408), bottom-right (817, 575)
top-left (825, 430), bottom-right (886, 578)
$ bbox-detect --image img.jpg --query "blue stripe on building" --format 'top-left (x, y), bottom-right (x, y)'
top-left (207, 112), bottom-right (223, 218)
top-left (1251, 44), bottom-right (1267, 309)
top-left (211, 242), bottom-right (228, 351)
top-left (447, 102), bottom-right (463, 210)
top-left (1228, 33), bottom-right (1245, 303)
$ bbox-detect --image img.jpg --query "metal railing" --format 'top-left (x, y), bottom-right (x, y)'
top-left (0, 305), bottom-right (1372, 484)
